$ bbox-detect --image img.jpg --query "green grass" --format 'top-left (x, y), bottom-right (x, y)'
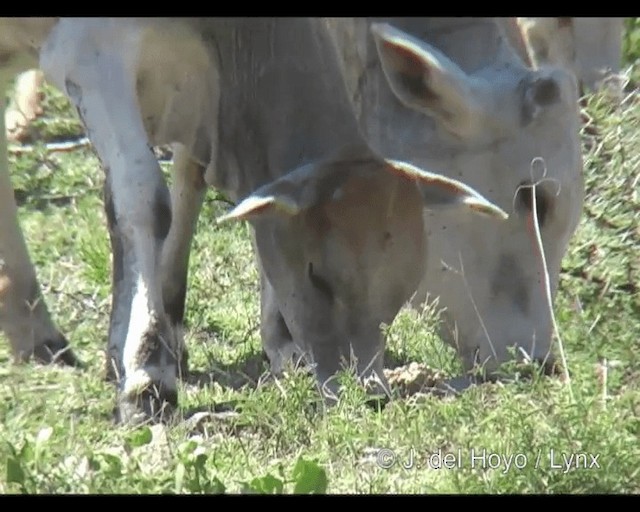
top-left (1, 23), bottom-right (639, 494)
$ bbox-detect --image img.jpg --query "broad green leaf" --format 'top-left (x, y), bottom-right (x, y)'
top-left (6, 457), bottom-right (25, 486)
top-left (292, 457), bottom-right (327, 494)
top-left (246, 474), bottom-right (284, 494)
top-left (126, 426), bottom-right (153, 448)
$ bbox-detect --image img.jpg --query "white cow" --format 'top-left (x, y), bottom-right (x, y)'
top-left (513, 17), bottom-right (625, 94)
top-left (296, 18), bottom-right (583, 382)
top-left (3, 18), bottom-right (508, 424)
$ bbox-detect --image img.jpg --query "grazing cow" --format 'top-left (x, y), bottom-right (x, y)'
top-left (33, 17), bottom-right (507, 424)
top-left (275, 17), bottom-right (584, 383)
top-left (513, 17), bottom-right (625, 94)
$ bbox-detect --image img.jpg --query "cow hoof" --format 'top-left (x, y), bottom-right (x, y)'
top-left (114, 387), bottom-right (178, 426)
top-left (32, 334), bottom-right (83, 368)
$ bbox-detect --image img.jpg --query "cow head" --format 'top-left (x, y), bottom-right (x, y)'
top-left (219, 147), bottom-right (508, 398)
top-left (370, 22), bottom-right (584, 379)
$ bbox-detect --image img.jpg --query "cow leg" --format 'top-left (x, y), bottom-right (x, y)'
top-left (0, 84), bottom-right (78, 367)
top-left (103, 132), bottom-right (176, 425)
top-left (160, 145), bottom-right (207, 380)
top-left (100, 132), bottom-right (177, 426)
top-left (48, 63), bottom-right (178, 426)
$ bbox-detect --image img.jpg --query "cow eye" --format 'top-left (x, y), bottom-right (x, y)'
top-left (515, 181), bottom-right (550, 227)
top-left (307, 262), bottom-right (335, 303)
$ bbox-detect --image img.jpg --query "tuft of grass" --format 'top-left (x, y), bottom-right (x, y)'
top-left (27, 82), bottom-right (86, 142)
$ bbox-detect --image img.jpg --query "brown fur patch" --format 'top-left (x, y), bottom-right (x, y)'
top-left (309, 166), bottom-right (424, 259)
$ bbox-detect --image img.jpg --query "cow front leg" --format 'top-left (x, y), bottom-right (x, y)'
top-left (104, 153), bottom-right (198, 385)
top-left (106, 150), bottom-right (177, 426)
top-left (160, 145), bottom-right (207, 380)
top-left (102, 166), bottom-right (177, 426)
top-left (62, 92), bottom-right (177, 424)
top-left (0, 85), bottom-right (79, 367)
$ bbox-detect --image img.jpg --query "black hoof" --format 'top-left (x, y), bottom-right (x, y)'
top-left (114, 386), bottom-right (178, 426)
top-left (33, 334), bottom-right (83, 369)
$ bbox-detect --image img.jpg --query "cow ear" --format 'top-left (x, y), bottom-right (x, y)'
top-left (216, 194), bottom-right (301, 223)
top-left (384, 159), bottom-right (509, 220)
top-left (216, 159), bottom-right (345, 224)
top-left (370, 22), bottom-right (486, 138)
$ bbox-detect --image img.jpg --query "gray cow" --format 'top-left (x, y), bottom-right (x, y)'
top-left (31, 17), bottom-right (506, 424)
top-left (265, 18), bottom-right (583, 384)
